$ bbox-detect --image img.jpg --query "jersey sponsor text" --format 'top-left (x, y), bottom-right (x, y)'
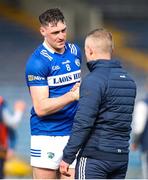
top-left (48, 70), bottom-right (81, 86)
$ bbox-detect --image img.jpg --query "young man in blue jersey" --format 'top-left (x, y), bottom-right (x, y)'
top-left (60, 28), bottom-right (137, 179)
top-left (25, 8), bottom-right (81, 179)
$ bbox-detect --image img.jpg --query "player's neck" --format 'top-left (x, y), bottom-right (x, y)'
top-left (43, 40), bottom-right (65, 54)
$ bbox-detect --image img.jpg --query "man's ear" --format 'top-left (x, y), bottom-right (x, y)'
top-left (87, 46), bottom-right (93, 56)
top-left (89, 47), bottom-right (93, 56)
top-left (85, 45), bottom-right (93, 61)
top-left (40, 26), bottom-right (46, 36)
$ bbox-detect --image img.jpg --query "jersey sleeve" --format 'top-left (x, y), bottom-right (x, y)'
top-left (25, 57), bottom-right (49, 87)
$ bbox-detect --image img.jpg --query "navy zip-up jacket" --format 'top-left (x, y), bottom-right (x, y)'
top-left (63, 59), bottom-right (137, 164)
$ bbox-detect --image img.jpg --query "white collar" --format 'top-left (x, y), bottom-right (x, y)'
top-left (43, 41), bottom-right (67, 54)
top-left (43, 41), bottom-right (54, 54)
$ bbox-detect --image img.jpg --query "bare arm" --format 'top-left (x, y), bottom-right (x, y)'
top-left (30, 83), bottom-right (80, 117)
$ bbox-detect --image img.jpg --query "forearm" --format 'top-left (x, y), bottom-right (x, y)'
top-left (63, 81), bottom-right (101, 164)
top-left (63, 123), bottom-right (91, 164)
top-left (34, 91), bottom-right (76, 117)
top-left (63, 110), bottom-right (96, 164)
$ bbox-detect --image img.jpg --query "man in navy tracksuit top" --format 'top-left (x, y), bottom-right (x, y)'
top-left (60, 28), bottom-right (137, 179)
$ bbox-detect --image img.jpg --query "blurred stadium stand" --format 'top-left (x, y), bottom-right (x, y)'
top-left (90, 0), bottom-right (148, 18)
top-left (0, 0), bottom-right (148, 178)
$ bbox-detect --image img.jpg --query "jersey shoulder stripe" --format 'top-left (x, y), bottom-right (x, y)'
top-left (40, 49), bottom-right (53, 61)
top-left (67, 43), bottom-right (78, 56)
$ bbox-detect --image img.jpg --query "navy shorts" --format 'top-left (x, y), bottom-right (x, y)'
top-left (75, 157), bottom-right (128, 179)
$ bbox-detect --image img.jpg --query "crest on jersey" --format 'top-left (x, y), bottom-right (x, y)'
top-left (75, 58), bottom-right (80, 67)
top-left (47, 152), bottom-right (55, 159)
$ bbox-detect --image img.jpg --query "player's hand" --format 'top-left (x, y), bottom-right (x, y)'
top-left (71, 83), bottom-right (80, 91)
top-left (59, 160), bottom-right (71, 177)
top-left (70, 83), bottom-right (80, 100)
top-left (14, 100), bottom-right (26, 112)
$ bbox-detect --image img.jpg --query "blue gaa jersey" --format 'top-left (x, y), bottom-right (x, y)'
top-left (25, 41), bottom-right (81, 136)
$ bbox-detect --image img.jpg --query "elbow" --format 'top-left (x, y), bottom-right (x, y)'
top-left (34, 107), bottom-right (46, 117)
top-left (35, 110), bottom-right (45, 117)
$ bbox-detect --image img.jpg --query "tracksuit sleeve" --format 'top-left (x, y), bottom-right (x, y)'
top-left (62, 75), bottom-right (105, 164)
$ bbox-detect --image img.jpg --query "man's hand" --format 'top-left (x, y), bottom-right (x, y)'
top-left (70, 83), bottom-right (80, 100)
top-left (59, 160), bottom-right (71, 177)
top-left (14, 100), bottom-right (26, 112)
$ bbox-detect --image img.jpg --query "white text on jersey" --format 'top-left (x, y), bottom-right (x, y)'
top-left (48, 70), bottom-right (81, 86)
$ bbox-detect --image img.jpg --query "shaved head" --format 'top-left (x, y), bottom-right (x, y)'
top-left (85, 28), bottom-right (114, 55)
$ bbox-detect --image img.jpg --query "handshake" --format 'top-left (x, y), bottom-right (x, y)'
top-left (69, 82), bottom-right (80, 101)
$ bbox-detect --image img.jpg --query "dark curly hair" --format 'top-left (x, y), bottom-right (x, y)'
top-left (39, 8), bottom-right (65, 26)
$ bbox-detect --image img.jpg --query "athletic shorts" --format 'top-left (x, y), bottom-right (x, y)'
top-left (75, 157), bottom-right (128, 179)
top-left (30, 135), bottom-right (76, 169)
